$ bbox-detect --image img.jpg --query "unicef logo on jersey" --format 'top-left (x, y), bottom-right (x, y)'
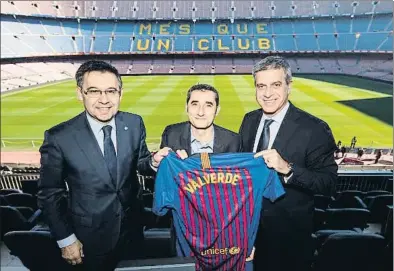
top-left (201, 246), bottom-right (241, 256)
top-left (229, 246), bottom-right (241, 255)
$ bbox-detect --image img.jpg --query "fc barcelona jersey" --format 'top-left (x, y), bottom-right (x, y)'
top-left (152, 152), bottom-right (285, 271)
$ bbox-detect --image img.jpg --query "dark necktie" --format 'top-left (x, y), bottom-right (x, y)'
top-left (102, 125), bottom-right (117, 185)
top-left (257, 119), bottom-right (274, 151)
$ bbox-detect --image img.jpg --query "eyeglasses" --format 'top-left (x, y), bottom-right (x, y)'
top-left (83, 89), bottom-right (120, 98)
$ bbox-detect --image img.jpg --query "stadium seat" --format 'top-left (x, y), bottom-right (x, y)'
top-left (313, 229), bottom-right (357, 248)
top-left (380, 205), bottom-right (393, 241)
top-left (143, 206), bottom-right (172, 230)
top-left (365, 190), bottom-right (391, 198)
top-left (143, 228), bottom-right (175, 258)
top-left (313, 208), bottom-right (326, 232)
top-left (4, 192), bottom-right (37, 210)
top-left (0, 188), bottom-right (22, 195)
top-left (329, 195), bottom-right (367, 209)
top-left (312, 232), bottom-right (386, 271)
top-left (324, 208), bottom-right (370, 231)
top-left (383, 241), bottom-right (393, 271)
top-left (0, 195), bottom-right (9, 205)
top-left (367, 195), bottom-right (393, 223)
top-left (3, 230), bottom-right (73, 271)
top-left (21, 179), bottom-right (38, 196)
top-left (363, 195), bottom-right (376, 207)
top-left (0, 206), bottom-right (40, 238)
top-left (335, 190), bottom-right (365, 201)
top-left (116, 256), bottom-right (195, 271)
top-left (143, 207), bottom-right (156, 229)
top-left (314, 194), bottom-right (334, 210)
top-left (14, 206), bottom-right (36, 220)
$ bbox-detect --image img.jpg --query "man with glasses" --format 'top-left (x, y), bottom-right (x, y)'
top-left (38, 60), bottom-right (170, 270)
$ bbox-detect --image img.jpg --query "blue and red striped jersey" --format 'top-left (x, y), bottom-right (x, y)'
top-left (152, 152), bottom-right (285, 271)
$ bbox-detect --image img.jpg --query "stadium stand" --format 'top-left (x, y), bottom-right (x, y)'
top-left (1, 3), bottom-right (392, 88)
top-left (0, 61), bottom-right (77, 91)
top-left (1, 0), bottom-right (393, 19)
top-left (0, 153), bottom-right (392, 263)
top-left (1, 14), bottom-right (392, 58)
top-left (1, 53), bottom-right (392, 92)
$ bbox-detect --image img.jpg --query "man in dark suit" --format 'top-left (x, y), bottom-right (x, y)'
top-left (160, 83), bottom-right (241, 157)
top-left (238, 56), bottom-right (338, 271)
top-left (37, 60), bottom-right (170, 270)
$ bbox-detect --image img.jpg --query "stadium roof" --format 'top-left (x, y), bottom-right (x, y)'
top-left (1, 1), bottom-right (392, 20)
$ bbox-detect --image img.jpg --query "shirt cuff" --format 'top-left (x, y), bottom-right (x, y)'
top-left (57, 234), bottom-right (77, 248)
top-left (149, 158), bottom-right (158, 172)
top-left (284, 173), bottom-right (293, 183)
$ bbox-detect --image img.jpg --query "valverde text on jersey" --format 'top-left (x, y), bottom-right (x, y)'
top-left (182, 171), bottom-right (241, 194)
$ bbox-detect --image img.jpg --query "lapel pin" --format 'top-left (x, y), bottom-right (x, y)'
top-left (124, 126), bottom-right (128, 131)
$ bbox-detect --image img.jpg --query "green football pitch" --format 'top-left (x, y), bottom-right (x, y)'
top-left (1, 74), bottom-right (392, 151)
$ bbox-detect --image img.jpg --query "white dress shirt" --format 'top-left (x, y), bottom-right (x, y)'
top-left (252, 102), bottom-right (293, 182)
top-left (253, 102), bottom-right (290, 152)
top-left (190, 127), bottom-right (214, 155)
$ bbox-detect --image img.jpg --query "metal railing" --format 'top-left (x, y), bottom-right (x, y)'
top-left (0, 173), bottom-right (153, 191)
top-left (1, 170), bottom-right (392, 193)
top-left (0, 173), bottom-right (39, 190)
top-left (336, 170), bottom-right (393, 192)
top-left (1, 138), bottom-right (162, 151)
top-left (1, 138), bottom-right (43, 148)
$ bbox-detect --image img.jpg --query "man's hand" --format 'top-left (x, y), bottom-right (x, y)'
top-left (254, 149), bottom-right (291, 175)
top-left (176, 149), bottom-right (188, 160)
top-left (61, 239), bottom-right (84, 265)
top-left (246, 246), bottom-right (255, 262)
top-left (152, 147), bottom-right (172, 167)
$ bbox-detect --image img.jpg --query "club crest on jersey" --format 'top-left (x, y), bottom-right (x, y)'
top-left (183, 172), bottom-right (240, 194)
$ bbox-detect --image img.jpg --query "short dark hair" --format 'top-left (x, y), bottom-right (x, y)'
top-left (186, 84), bottom-right (219, 106)
top-left (75, 60), bottom-right (123, 89)
top-left (252, 56), bottom-right (292, 85)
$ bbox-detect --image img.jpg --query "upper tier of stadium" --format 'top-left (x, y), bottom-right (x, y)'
top-left (1, 13), bottom-right (392, 59)
top-left (1, 54), bottom-right (392, 92)
top-left (1, 0), bottom-right (392, 20)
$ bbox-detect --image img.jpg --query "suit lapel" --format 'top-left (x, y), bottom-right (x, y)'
top-left (272, 103), bottom-right (300, 161)
top-left (249, 110), bottom-right (263, 152)
top-left (73, 113), bottom-right (115, 190)
top-left (115, 114), bottom-right (131, 189)
top-left (181, 122), bottom-right (192, 155)
top-left (213, 125), bottom-right (224, 153)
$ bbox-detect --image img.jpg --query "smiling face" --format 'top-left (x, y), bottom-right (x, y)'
top-left (77, 71), bottom-right (122, 123)
top-left (254, 68), bottom-right (291, 116)
top-left (186, 90), bottom-right (219, 129)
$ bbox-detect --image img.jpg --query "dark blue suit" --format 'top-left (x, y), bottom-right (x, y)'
top-left (38, 111), bottom-right (154, 270)
top-left (239, 102), bottom-right (338, 271)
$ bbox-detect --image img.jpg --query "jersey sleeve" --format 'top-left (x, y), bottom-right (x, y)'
top-left (263, 170), bottom-right (285, 202)
top-left (152, 156), bottom-right (175, 216)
